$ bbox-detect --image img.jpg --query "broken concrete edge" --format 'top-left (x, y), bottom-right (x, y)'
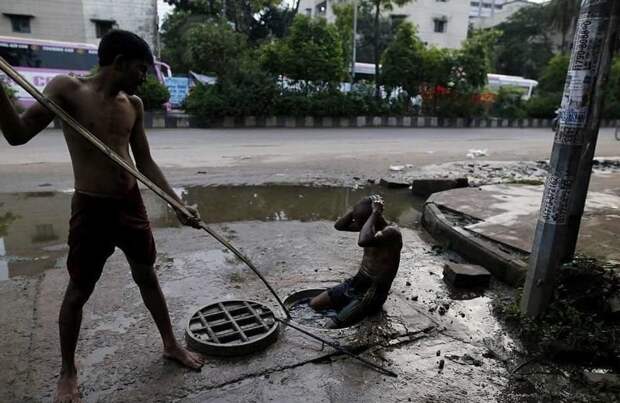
top-left (421, 202), bottom-right (527, 287)
top-left (51, 115), bottom-right (620, 130)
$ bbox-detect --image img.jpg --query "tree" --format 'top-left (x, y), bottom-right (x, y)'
top-left (545, 0), bottom-right (581, 53)
top-left (493, 5), bottom-right (554, 79)
top-left (537, 53), bottom-right (570, 94)
top-left (136, 75), bottom-right (171, 110)
top-left (185, 21), bottom-right (249, 78)
top-left (454, 29), bottom-right (499, 91)
top-left (381, 22), bottom-right (424, 100)
top-left (363, 0), bottom-right (416, 97)
top-left (160, 10), bottom-right (205, 73)
top-left (260, 15), bottom-right (346, 89)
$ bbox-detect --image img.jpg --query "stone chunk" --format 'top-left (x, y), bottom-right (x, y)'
top-left (379, 178), bottom-right (410, 189)
top-left (583, 372), bottom-right (620, 390)
top-left (412, 178), bottom-right (468, 197)
top-left (443, 263), bottom-right (491, 288)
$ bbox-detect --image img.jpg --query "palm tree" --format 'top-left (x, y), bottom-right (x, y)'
top-left (545, 0), bottom-right (581, 53)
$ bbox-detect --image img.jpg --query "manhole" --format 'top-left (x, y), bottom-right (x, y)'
top-left (186, 300), bottom-right (280, 356)
top-left (284, 288), bottom-right (360, 330)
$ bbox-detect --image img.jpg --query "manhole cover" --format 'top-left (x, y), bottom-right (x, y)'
top-left (186, 300), bottom-right (280, 356)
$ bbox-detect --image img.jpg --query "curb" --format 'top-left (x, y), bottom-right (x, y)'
top-left (421, 202), bottom-right (527, 286)
top-left (51, 114), bottom-right (620, 130)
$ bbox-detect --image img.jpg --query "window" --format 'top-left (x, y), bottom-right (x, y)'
top-left (305, 8), bottom-right (312, 17)
top-left (433, 18), bottom-right (447, 33)
top-left (32, 224), bottom-right (57, 243)
top-left (4, 14), bottom-right (33, 34)
top-left (0, 41), bottom-right (98, 70)
top-left (92, 19), bottom-right (115, 38)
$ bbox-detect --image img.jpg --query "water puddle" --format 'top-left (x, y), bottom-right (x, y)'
top-left (288, 300), bottom-right (337, 328)
top-left (0, 185), bottom-right (423, 281)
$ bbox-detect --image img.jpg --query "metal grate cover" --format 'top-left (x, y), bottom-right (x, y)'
top-left (186, 300), bottom-right (279, 356)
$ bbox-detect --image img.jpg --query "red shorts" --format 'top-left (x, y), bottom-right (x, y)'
top-left (67, 186), bottom-right (156, 287)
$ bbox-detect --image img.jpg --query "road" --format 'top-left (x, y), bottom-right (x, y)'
top-left (1, 127), bottom-right (619, 192)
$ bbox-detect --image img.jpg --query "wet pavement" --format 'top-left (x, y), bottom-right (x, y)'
top-left (0, 185), bottom-right (517, 402)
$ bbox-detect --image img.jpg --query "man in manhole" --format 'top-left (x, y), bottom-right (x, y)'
top-left (310, 195), bottom-right (403, 328)
top-left (0, 30), bottom-right (204, 402)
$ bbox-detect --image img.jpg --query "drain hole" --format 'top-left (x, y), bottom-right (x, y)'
top-left (284, 288), bottom-right (358, 329)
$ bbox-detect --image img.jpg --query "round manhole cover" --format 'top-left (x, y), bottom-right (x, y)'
top-left (186, 300), bottom-right (280, 356)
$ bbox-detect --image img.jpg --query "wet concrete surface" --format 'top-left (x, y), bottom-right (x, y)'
top-left (0, 208), bottom-right (514, 402)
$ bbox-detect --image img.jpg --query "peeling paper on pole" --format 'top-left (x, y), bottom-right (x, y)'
top-left (540, 174), bottom-right (574, 224)
top-left (558, 15), bottom-right (607, 130)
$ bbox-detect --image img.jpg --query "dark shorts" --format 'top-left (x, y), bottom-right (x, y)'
top-left (67, 186), bottom-right (156, 287)
top-left (327, 274), bottom-right (387, 326)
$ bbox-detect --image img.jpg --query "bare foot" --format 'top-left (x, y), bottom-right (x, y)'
top-left (163, 344), bottom-right (205, 370)
top-left (54, 371), bottom-right (81, 403)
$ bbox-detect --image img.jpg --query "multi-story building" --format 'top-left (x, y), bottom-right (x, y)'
top-left (299, 0), bottom-right (471, 49)
top-left (0, 0), bottom-right (159, 49)
top-left (470, 0), bottom-right (539, 28)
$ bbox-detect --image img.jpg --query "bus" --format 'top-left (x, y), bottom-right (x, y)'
top-left (0, 35), bottom-right (171, 108)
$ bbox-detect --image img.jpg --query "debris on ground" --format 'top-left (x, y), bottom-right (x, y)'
top-left (467, 149), bottom-right (488, 159)
top-left (443, 263), bottom-right (491, 288)
top-left (445, 354), bottom-right (483, 367)
top-left (389, 165), bottom-right (405, 172)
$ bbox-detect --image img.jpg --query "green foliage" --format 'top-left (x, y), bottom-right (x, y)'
top-left (185, 57), bottom-right (278, 121)
top-left (544, 0), bottom-right (580, 52)
top-left (260, 15), bottom-right (346, 86)
top-left (381, 22), bottom-right (424, 97)
top-left (186, 21), bottom-right (249, 78)
top-left (525, 94), bottom-right (560, 119)
top-left (136, 75), bottom-right (170, 111)
top-left (603, 57), bottom-right (620, 118)
top-left (0, 212), bottom-right (17, 237)
top-left (493, 5), bottom-right (554, 79)
top-left (160, 10), bottom-right (203, 74)
top-left (537, 54), bottom-right (569, 94)
top-left (434, 93), bottom-right (484, 118)
top-left (495, 256), bottom-right (620, 365)
top-left (1, 81), bottom-right (22, 112)
top-left (333, 3), bottom-right (354, 73)
top-left (492, 86), bottom-right (527, 119)
top-left (452, 29), bottom-right (500, 91)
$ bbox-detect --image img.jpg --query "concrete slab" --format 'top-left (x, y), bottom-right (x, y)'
top-left (428, 176), bottom-right (620, 262)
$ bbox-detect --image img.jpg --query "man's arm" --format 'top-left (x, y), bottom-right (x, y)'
top-left (334, 211), bottom-right (357, 231)
top-left (0, 76), bottom-right (68, 146)
top-left (358, 199), bottom-right (401, 247)
top-left (129, 96), bottom-right (200, 227)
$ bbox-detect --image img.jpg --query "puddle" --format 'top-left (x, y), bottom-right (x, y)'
top-left (0, 185), bottom-right (424, 281)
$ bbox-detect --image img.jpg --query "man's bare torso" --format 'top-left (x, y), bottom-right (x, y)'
top-left (58, 76), bottom-right (139, 197)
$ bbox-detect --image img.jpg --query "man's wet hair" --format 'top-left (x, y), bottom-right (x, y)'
top-left (98, 30), bottom-right (153, 67)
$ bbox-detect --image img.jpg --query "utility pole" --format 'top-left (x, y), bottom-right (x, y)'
top-left (351, 0), bottom-right (358, 83)
top-left (521, 0), bottom-right (619, 317)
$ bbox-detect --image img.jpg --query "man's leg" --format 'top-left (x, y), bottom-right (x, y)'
top-left (309, 291), bottom-right (334, 310)
top-left (129, 261), bottom-right (204, 370)
top-left (55, 280), bottom-right (95, 403)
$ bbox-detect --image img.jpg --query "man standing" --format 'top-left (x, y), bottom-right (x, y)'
top-left (310, 195), bottom-right (402, 328)
top-left (0, 30), bottom-right (204, 403)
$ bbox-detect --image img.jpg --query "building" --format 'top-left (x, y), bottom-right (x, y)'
top-left (470, 0), bottom-right (540, 29)
top-left (299, 0), bottom-right (471, 49)
top-left (0, 0), bottom-right (159, 49)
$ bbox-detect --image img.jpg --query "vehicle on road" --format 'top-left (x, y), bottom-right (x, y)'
top-left (0, 35), bottom-right (171, 108)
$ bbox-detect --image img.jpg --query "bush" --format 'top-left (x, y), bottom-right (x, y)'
top-left (493, 86), bottom-right (528, 119)
top-left (525, 94), bottom-right (560, 119)
top-left (1, 81), bottom-right (23, 112)
top-left (136, 76), bottom-right (170, 111)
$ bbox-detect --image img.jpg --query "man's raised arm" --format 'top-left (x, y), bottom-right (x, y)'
top-left (0, 76), bottom-right (67, 146)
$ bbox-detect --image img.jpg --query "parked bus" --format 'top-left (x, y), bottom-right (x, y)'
top-left (0, 35), bottom-right (171, 108)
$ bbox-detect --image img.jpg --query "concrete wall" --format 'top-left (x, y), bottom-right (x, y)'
top-left (0, 0), bottom-right (157, 49)
top-left (0, 0), bottom-right (85, 43)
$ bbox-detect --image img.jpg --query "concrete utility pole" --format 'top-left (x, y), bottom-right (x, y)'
top-left (521, 0), bottom-right (620, 317)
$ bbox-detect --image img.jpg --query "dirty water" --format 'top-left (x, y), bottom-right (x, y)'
top-left (0, 185), bottom-right (424, 281)
top-left (288, 300), bottom-right (338, 328)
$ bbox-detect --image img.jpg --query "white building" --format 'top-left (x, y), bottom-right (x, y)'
top-left (0, 0), bottom-right (159, 49)
top-left (470, 0), bottom-right (540, 28)
top-left (299, 0), bottom-right (471, 49)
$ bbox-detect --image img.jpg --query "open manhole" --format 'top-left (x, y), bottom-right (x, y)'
top-left (284, 288), bottom-right (358, 330)
top-left (186, 300), bottom-right (280, 356)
